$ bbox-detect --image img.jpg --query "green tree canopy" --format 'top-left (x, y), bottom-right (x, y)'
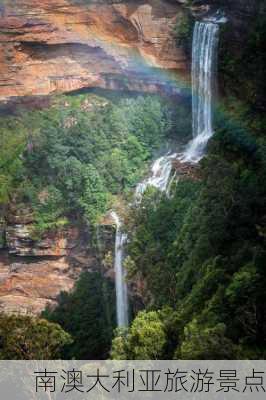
top-left (44, 271), bottom-right (116, 360)
top-left (0, 314), bottom-right (72, 360)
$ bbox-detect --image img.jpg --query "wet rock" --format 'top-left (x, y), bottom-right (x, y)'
top-left (172, 158), bottom-right (202, 180)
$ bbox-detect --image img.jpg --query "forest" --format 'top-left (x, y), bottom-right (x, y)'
top-left (0, 0), bottom-right (265, 361)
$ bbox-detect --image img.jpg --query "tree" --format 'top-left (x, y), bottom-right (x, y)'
top-left (111, 311), bottom-right (166, 360)
top-left (0, 123), bottom-right (26, 205)
top-left (79, 164), bottom-right (108, 224)
top-left (127, 180), bottom-right (200, 307)
top-left (0, 314), bottom-right (72, 360)
top-left (177, 320), bottom-right (236, 360)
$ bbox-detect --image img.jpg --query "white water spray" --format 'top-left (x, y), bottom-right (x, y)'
top-left (181, 20), bottom-right (219, 163)
top-left (110, 211), bottom-right (129, 328)
top-left (135, 152), bottom-right (177, 202)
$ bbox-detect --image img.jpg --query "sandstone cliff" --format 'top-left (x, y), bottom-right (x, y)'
top-left (0, 207), bottom-right (115, 314)
top-left (0, 0), bottom-right (188, 103)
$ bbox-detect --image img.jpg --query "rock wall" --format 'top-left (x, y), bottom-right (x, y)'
top-left (0, 208), bottom-right (115, 315)
top-left (0, 0), bottom-right (188, 103)
top-left (0, 252), bottom-right (78, 314)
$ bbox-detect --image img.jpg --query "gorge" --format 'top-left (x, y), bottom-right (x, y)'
top-left (0, 0), bottom-right (265, 360)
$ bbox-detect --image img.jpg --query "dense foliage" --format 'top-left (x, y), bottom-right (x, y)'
top-left (0, 93), bottom-right (184, 235)
top-left (0, 119), bottom-right (27, 208)
top-left (0, 314), bottom-right (71, 359)
top-left (111, 311), bottom-right (167, 360)
top-left (44, 271), bottom-right (116, 359)
top-left (174, 9), bottom-right (194, 56)
top-left (125, 180), bottom-right (201, 308)
top-left (219, 0), bottom-right (266, 113)
top-left (111, 114), bottom-right (266, 359)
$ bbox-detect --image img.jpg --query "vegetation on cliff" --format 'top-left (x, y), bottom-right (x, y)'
top-left (219, 0), bottom-right (266, 113)
top-left (0, 93), bottom-right (188, 235)
top-left (112, 116), bottom-right (266, 358)
top-left (111, 3), bottom-right (266, 360)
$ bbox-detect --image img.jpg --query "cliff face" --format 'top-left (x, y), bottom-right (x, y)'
top-left (0, 252), bottom-right (78, 314)
top-left (0, 207), bottom-right (115, 314)
top-left (0, 0), bottom-right (188, 103)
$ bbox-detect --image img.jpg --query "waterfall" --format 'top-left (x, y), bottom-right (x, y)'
top-left (135, 152), bottom-right (177, 202)
top-left (110, 211), bottom-right (129, 328)
top-left (111, 153), bottom-right (176, 327)
top-left (181, 20), bottom-right (219, 163)
top-left (110, 15), bottom-right (224, 328)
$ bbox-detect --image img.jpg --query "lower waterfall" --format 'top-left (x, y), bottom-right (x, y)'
top-left (111, 152), bottom-right (176, 327)
top-left (111, 211), bottom-right (129, 328)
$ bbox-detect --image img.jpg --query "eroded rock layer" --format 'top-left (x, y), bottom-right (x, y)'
top-left (0, 253), bottom-right (77, 314)
top-left (0, 210), bottom-right (115, 314)
top-left (0, 0), bottom-right (188, 102)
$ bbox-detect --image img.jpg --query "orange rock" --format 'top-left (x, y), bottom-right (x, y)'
top-left (0, 254), bottom-right (76, 314)
top-left (0, 0), bottom-right (188, 102)
top-left (0, 220), bottom-right (116, 314)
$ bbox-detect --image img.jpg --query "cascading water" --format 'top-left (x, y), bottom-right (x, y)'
top-left (111, 153), bottom-right (176, 327)
top-left (111, 15), bottom-right (223, 327)
top-left (181, 20), bottom-right (220, 163)
top-left (135, 152), bottom-right (177, 202)
top-left (111, 211), bottom-right (129, 328)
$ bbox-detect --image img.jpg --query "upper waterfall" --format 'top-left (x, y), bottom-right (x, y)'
top-left (181, 20), bottom-right (220, 163)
